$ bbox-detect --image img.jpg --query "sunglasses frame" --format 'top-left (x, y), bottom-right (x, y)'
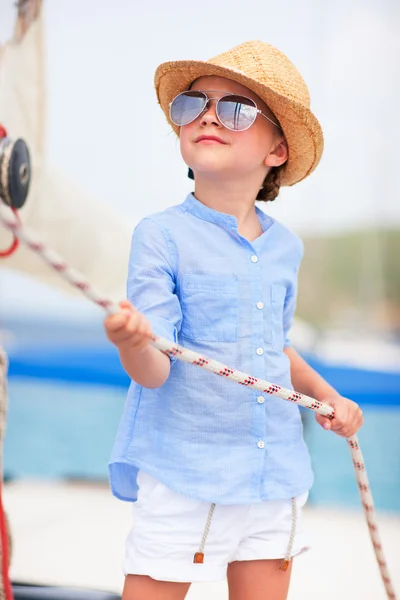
top-left (169, 90), bottom-right (281, 132)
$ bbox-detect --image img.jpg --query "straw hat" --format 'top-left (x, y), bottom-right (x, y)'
top-left (154, 40), bottom-right (324, 186)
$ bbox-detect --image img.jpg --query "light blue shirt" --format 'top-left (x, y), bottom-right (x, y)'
top-left (109, 194), bottom-right (313, 504)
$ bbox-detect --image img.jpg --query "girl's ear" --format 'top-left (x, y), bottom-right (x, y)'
top-left (264, 138), bottom-right (288, 168)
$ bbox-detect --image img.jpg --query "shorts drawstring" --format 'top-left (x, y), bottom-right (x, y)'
top-left (193, 503), bottom-right (216, 563)
top-left (194, 497), bottom-right (298, 568)
top-left (280, 497), bottom-right (298, 572)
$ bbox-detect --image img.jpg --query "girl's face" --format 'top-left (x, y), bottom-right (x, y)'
top-left (179, 76), bottom-right (287, 185)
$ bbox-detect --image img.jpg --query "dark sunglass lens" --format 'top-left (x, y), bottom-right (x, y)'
top-left (217, 95), bottom-right (257, 130)
top-left (170, 92), bottom-right (206, 126)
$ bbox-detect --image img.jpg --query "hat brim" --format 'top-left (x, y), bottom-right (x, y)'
top-left (155, 60), bottom-right (324, 187)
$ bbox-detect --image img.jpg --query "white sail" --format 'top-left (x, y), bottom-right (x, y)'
top-left (0, 1), bottom-right (131, 303)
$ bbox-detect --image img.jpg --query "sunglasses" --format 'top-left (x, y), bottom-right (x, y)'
top-left (169, 90), bottom-right (281, 132)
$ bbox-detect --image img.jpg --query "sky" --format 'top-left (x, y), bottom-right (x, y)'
top-left (1, 0), bottom-right (399, 236)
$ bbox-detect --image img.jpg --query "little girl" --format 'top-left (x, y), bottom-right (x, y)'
top-left (105, 41), bottom-right (363, 600)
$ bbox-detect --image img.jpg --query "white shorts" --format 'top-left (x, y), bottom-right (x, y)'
top-left (124, 470), bottom-right (309, 583)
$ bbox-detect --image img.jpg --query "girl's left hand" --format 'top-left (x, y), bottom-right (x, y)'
top-left (315, 395), bottom-right (363, 438)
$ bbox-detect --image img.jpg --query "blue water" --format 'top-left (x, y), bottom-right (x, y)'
top-left (4, 378), bottom-right (125, 481)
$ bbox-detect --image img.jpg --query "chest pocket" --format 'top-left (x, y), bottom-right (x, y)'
top-left (269, 284), bottom-right (287, 350)
top-left (180, 274), bottom-right (239, 342)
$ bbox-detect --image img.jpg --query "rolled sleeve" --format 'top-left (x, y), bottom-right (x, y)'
top-left (127, 218), bottom-right (182, 362)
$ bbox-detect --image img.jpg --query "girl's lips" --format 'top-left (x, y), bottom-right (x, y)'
top-left (195, 135), bottom-right (226, 144)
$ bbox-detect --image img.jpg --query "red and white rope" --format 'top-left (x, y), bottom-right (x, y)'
top-left (0, 203), bottom-right (396, 600)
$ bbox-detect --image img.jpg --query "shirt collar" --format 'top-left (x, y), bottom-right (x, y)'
top-left (181, 193), bottom-right (274, 233)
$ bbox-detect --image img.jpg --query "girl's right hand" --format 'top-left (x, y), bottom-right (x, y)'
top-left (104, 300), bottom-right (153, 354)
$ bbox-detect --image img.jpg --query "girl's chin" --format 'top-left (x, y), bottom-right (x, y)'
top-left (190, 164), bottom-right (236, 178)
top-left (190, 170), bottom-right (230, 181)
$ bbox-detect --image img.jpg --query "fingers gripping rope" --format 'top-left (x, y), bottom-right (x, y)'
top-left (0, 203), bottom-right (396, 600)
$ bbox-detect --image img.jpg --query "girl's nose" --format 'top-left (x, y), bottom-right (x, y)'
top-left (199, 99), bottom-right (220, 127)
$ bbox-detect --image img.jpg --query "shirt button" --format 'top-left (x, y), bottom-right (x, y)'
top-left (256, 347), bottom-right (264, 356)
top-left (250, 255), bottom-right (258, 263)
top-left (256, 301), bottom-right (264, 310)
top-left (257, 441), bottom-right (265, 449)
top-left (257, 396), bottom-right (265, 404)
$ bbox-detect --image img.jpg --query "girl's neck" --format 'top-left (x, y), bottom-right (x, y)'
top-left (193, 178), bottom-right (261, 230)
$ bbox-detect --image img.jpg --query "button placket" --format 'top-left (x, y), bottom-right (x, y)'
top-left (249, 248), bottom-right (266, 454)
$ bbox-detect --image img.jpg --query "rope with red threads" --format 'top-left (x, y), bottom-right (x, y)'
top-left (0, 202), bottom-right (396, 600)
top-left (0, 208), bottom-right (20, 257)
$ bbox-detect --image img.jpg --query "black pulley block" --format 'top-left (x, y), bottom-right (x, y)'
top-left (0, 136), bottom-right (31, 209)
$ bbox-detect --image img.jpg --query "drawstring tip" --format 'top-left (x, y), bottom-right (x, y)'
top-left (193, 552), bottom-right (204, 564)
top-left (280, 559), bottom-right (290, 572)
